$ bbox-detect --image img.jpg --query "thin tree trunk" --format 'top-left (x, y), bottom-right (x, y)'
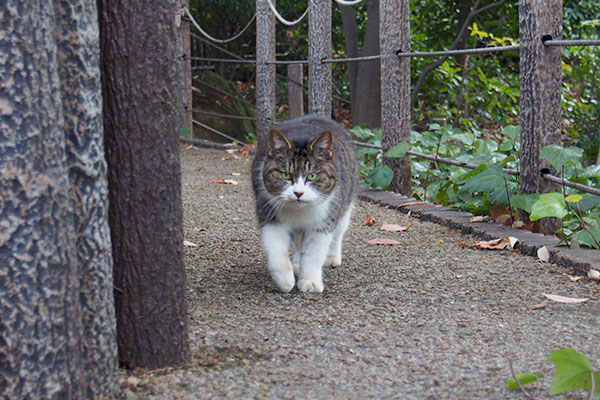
top-left (340, 4), bottom-right (359, 121)
top-left (98, 0), bottom-right (190, 367)
top-left (352, 0), bottom-right (381, 128)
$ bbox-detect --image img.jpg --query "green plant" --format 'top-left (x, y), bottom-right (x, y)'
top-left (507, 348), bottom-right (600, 399)
top-left (354, 124), bottom-right (600, 249)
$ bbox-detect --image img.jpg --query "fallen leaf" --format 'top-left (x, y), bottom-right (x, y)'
top-left (231, 172), bottom-right (241, 176)
top-left (508, 236), bottom-right (519, 249)
top-left (531, 303), bottom-right (546, 310)
top-left (469, 215), bottom-right (491, 223)
top-left (380, 222), bottom-right (409, 232)
top-left (212, 179), bottom-right (238, 185)
top-left (537, 246), bottom-right (550, 262)
top-left (568, 276), bottom-right (583, 282)
top-left (456, 242), bottom-right (469, 247)
top-left (588, 269), bottom-right (600, 281)
top-left (471, 237), bottom-right (511, 250)
top-left (397, 201), bottom-right (429, 207)
top-left (542, 293), bottom-right (588, 304)
top-left (363, 216), bottom-right (376, 226)
top-left (183, 240), bottom-right (200, 247)
top-left (367, 238), bottom-right (400, 245)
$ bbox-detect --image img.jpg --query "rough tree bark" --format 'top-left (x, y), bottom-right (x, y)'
top-left (381, 0), bottom-right (411, 196)
top-left (98, 0), bottom-right (190, 367)
top-left (256, 0), bottom-right (276, 142)
top-left (309, 0), bottom-right (333, 117)
top-left (1, 0), bottom-right (118, 397)
top-left (519, 0), bottom-right (563, 234)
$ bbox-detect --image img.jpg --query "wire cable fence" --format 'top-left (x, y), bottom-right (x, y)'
top-left (184, 5), bottom-right (600, 201)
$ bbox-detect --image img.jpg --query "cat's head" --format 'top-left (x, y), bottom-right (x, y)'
top-left (262, 129), bottom-right (338, 205)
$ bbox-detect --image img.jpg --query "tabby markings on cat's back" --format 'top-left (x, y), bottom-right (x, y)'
top-left (251, 115), bottom-right (358, 293)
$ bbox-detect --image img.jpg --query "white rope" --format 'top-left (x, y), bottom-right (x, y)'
top-left (333, 0), bottom-right (364, 5)
top-left (183, 7), bottom-right (256, 44)
top-left (265, 0), bottom-right (309, 26)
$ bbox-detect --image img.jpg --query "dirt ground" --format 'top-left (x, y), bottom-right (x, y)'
top-left (118, 145), bottom-right (600, 399)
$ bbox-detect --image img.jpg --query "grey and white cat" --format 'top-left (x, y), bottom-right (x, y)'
top-left (251, 115), bottom-right (358, 293)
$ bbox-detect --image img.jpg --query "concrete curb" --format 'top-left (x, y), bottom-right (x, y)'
top-left (358, 188), bottom-right (600, 275)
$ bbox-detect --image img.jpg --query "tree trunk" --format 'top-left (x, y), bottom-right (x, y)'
top-left (339, 0), bottom-right (381, 128)
top-left (519, 0), bottom-right (563, 234)
top-left (381, 0), bottom-right (412, 195)
top-left (1, 0), bottom-right (117, 397)
top-left (98, 0), bottom-right (190, 367)
top-left (256, 0), bottom-right (276, 142)
top-left (340, 4), bottom-right (359, 119)
top-left (309, 0), bottom-right (333, 117)
top-left (455, 0), bottom-right (472, 68)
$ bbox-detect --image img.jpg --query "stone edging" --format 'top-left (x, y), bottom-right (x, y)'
top-left (358, 188), bottom-right (600, 275)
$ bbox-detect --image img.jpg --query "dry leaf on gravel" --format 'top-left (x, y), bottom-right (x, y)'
top-left (380, 222), bottom-right (409, 232)
top-left (364, 216), bottom-right (376, 226)
top-left (537, 246), bottom-right (550, 262)
top-left (469, 215), bottom-right (491, 223)
top-left (183, 240), bottom-right (200, 247)
top-left (231, 172), bottom-right (241, 176)
top-left (588, 269), bottom-right (600, 281)
top-left (466, 236), bottom-right (518, 250)
top-left (367, 238), bottom-right (400, 245)
top-left (397, 201), bottom-right (429, 207)
top-left (212, 179), bottom-right (238, 185)
top-left (542, 293), bottom-right (588, 303)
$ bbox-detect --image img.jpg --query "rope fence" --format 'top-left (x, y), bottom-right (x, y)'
top-left (183, 3), bottom-right (600, 211)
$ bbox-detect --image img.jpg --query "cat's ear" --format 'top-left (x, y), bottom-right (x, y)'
top-left (268, 129), bottom-right (292, 156)
top-left (309, 130), bottom-right (334, 159)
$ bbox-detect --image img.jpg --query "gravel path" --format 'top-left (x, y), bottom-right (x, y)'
top-left (120, 145), bottom-right (600, 399)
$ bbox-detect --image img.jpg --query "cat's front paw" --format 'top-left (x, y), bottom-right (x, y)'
top-left (297, 278), bottom-right (324, 293)
top-left (270, 267), bottom-right (295, 293)
top-left (324, 255), bottom-right (341, 267)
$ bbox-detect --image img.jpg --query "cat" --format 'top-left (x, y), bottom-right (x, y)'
top-left (251, 114), bottom-right (358, 293)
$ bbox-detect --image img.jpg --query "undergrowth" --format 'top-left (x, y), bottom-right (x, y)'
top-left (351, 124), bottom-right (600, 249)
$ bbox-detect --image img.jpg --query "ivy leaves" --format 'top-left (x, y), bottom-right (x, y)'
top-left (507, 348), bottom-right (600, 398)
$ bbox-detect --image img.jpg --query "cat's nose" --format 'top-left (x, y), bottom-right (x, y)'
top-left (294, 191), bottom-right (304, 199)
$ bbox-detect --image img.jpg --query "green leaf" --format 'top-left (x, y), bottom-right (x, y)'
top-left (460, 164), bottom-right (516, 205)
top-left (580, 164), bottom-right (600, 178)
top-left (511, 193), bottom-right (541, 213)
top-left (499, 140), bottom-right (513, 152)
top-left (505, 372), bottom-right (543, 391)
top-left (565, 194), bottom-right (583, 203)
top-left (503, 125), bottom-right (520, 141)
top-left (570, 194), bottom-right (600, 213)
top-left (385, 140), bottom-right (411, 158)
top-left (179, 126), bottom-right (191, 137)
top-left (575, 228), bottom-right (600, 249)
top-left (530, 193), bottom-right (568, 220)
top-left (540, 145), bottom-right (583, 171)
top-left (364, 164), bottom-right (393, 190)
top-left (549, 348), bottom-right (600, 397)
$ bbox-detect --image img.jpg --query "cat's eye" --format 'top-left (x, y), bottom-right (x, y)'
top-left (307, 172), bottom-right (318, 181)
top-left (281, 171), bottom-right (292, 180)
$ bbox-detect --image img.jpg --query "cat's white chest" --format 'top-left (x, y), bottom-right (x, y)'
top-left (278, 198), bottom-right (331, 229)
